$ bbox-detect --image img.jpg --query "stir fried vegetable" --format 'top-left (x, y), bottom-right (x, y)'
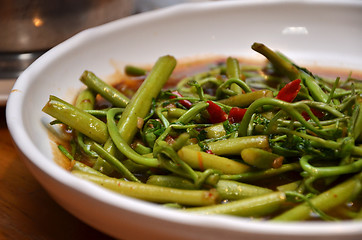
top-left (43, 43), bottom-right (362, 221)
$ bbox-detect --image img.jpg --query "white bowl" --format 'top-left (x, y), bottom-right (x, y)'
top-left (6, 1), bottom-right (362, 239)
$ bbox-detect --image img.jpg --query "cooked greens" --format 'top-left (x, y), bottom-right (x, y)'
top-left (43, 43), bottom-right (362, 221)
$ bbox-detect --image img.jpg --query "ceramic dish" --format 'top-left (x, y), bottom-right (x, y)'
top-left (6, 1), bottom-right (362, 239)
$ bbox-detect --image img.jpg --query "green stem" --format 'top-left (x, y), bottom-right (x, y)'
top-left (216, 78), bottom-right (252, 99)
top-left (42, 95), bottom-right (109, 144)
top-left (273, 173), bottom-right (362, 221)
top-left (221, 163), bottom-right (302, 182)
top-left (72, 170), bottom-right (220, 206)
top-left (177, 102), bottom-right (209, 124)
top-left (186, 135), bottom-right (270, 156)
top-left (300, 155), bottom-right (362, 178)
top-left (107, 108), bottom-right (159, 167)
top-left (218, 90), bottom-right (273, 107)
top-left (124, 65), bottom-right (147, 76)
top-left (300, 71), bottom-right (329, 103)
top-left (72, 161), bottom-right (106, 177)
top-left (80, 70), bottom-right (129, 108)
top-left (238, 98), bottom-right (332, 138)
top-left (251, 42), bottom-right (299, 80)
top-left (185, 192), bottom-right (286, 217)
top-left (226, 57), bottom-right (243, 95)
top-left (177, 147), bottom-right (251, 174)
top-left (75, 88), bottom-right (96, 110)
top-left (90, 141), bottom-right (140, 182)
top-left (117, 55), bottom-right (176, 144)
top-left (216, 180), bottom-right (273, 200)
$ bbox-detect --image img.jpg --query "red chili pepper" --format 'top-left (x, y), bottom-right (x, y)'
top-left (276, 79), bottom-right (301, 102)
top-left (170, 91), bottom-right (192, 109)
top-left (205, 149), bottom-right (214, 155)
top-left (228, 107), bottom-right (247, 124)
top-left (302, 108), bottom-right (324, 120)
top-left (206, 101), bottom-right (228, 124)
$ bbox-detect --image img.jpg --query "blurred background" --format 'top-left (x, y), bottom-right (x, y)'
top-left (0, 0), bottom-right (134, 80)
top-left (0, 0), bottom-right (216, 79)
top-left (0, 0), bottom-right (220, 104)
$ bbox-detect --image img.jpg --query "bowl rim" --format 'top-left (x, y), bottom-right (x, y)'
top-left (6, 0), bottom-right (362, 237)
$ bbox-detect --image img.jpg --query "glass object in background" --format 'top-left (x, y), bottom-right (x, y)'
top-left (0, 0), bottom-right (135, 104)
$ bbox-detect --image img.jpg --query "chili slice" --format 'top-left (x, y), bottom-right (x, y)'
top-left (206, 101), bottom-right (228, 124)
top-left (228, 107), bottom-right (247, 124)
top-left (170, 90), bottom-right (192, 109)
top-left (276, 79), bottom-right (301, 102)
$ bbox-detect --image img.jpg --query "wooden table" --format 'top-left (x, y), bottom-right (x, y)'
top-left (0, 106), bottom-right (114, 240)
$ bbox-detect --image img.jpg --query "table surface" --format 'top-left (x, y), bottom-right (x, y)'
top-left (0, 106), bottom-right (114, 240)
